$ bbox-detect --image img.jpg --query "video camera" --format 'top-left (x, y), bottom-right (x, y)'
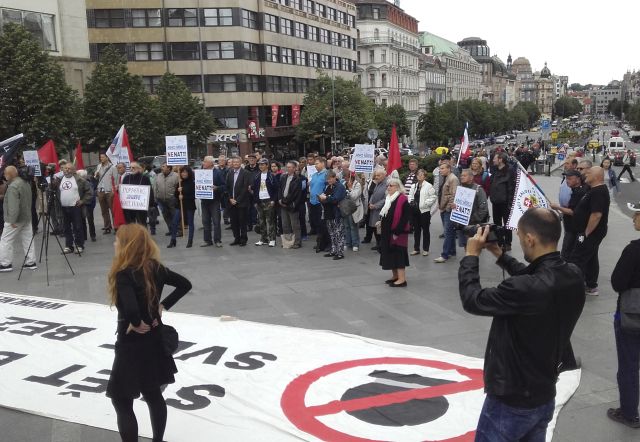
top-left (462, 223), bottom-right (509, 246)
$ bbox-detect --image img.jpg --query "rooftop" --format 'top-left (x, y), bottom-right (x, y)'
top-left (419, 31), bottom-right (460, 55)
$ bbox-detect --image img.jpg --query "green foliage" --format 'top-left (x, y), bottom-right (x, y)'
top-left (156, 73), bottom-right (217, 148)
top-left (417, 101), bottom-right (448, 146)
top-left (512, 101), bottom-right (541, 128)
top-left (297, 73), bottom-right (375, 148)
top-left (80, 46), bottom-right (162, 155)
top-left (628, 103), bottom-right (640, 130)
top-left (554, 96), bottom-right (583, 118)
top-left (374, 103), bottom-right (410, 144)
top-left (607, 98), bottom-right (630, 119)
top-left (0, 24), bottom-right (78, 147)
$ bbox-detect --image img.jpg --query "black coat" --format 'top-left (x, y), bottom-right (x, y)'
top-left (176, 178), bottom-right (196, 211)
top-left (225, 168), bottom-right (253, 208)
top-left (458, 252), bottom-right (585, 408)
top-left (122, 173), bottom-right (155, 207)
top-left (489, 166), bottom-right (514, 206)
top-left (278, 173), bottom-right (301, 211)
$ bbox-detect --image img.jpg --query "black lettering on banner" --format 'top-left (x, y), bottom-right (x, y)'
top-left (9, 320), bottom-right (61, 336)
top-left (224, 352), bottom-right (277, 370)
top-left (175, 346), bottom-right (227, 365)
top-left (41, 326), bottom-right (95, 341)
top-left (0, 351), bottom-right (27, 367)
top-left (25, 364), bottom-right (85, 387)
top-left (166, 384), bottom-right (225, 411)
top-left (66, 369), bottom-right (111, 394)
top-left (0, 316), bottom-right (32, 331)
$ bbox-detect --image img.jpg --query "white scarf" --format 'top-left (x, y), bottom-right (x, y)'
top-left (379, 191), bottom-right (400, 218)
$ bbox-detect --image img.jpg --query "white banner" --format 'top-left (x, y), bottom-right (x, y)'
top-left (119, 184), bottom-right (150, 211)
top-left (306, 164), bottom-right (317, 181)
top-left (349, 144), bottom-right (375, 173)
top-left (23, 150), bottom-right (41, 176)
top-left (0, 292), bottom-right (579, 442)
top-left (507, 165), bottom-right (549, 230)
top-left (194, 169), bottom-right (214, 200)
top-left (450, 186), bottom-right (476, 226)
top-left (165, 135), bottom-right (188, 166)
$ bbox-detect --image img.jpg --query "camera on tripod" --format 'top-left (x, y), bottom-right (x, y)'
top-left (462, 223), bottom-right (508, 246)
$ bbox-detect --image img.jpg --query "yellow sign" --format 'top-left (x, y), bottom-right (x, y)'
top-left (551, 131), bottom-right (558, 140)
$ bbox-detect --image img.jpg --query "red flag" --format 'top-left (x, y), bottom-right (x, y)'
top-left (37, 140), bottom-right (59, 172)
top-left (74, 141), bottom-right (85, 170)
top-left (111, 175), bottom-right (125, 228)
top-left (387, 124), bottom-right (401, 176)
top-left (292, 104), bottom-right (301, 126)
top-left (271, 105), bottom-right (279, 128)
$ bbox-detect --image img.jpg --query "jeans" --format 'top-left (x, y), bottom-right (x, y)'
top-left (257, 201), bottom-right (276, 242)
top-left (171, 209), bottom-right (195, 243)
top-left (201, 199), bottom-right (221, 244)
top-left (568, 232), bottom-right (605, 289)
top-left (281, 207), bottom-right (301, 246)
top-left (475, 395), bottom-right (555, 442)
top-left (412, 210), bottom-right (431, 252)
top-left (343, 215), bottom-right (360, 248)
top-left (327, 218), bottom-right (345, 256)
top-left (440, 211), bottom-right (456, 259)
top-left (62, 205), bottom-right (84, 248)
top-left (492, 202), bottom-right (513, 246)
top-left (614, 316), bottom-right (640, 420)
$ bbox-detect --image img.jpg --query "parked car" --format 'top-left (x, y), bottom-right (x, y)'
top-left (138, 155), bottom-right (167, 171)
top-left (611, 129), bottom-right (620, 137)
top-left (495, 136), bottom-right (507, 144)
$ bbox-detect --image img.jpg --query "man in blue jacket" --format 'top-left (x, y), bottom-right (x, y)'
top-left (200, 156), bottom-right (226, 248)
top-left (309, 157), bottom-right (328, 252)
top-left (253, 158), bottom-right (279, 247)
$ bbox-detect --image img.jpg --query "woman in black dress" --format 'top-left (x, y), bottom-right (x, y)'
top-left (378, 178), bottom-right (412, 287)
top-left (107, 223), bottom-right (192, 442)
top-left (168, 166), bottom-right (196, 248)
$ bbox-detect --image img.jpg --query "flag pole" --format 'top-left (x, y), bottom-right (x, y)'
top-left (516, 160), bottom-right (549, 200)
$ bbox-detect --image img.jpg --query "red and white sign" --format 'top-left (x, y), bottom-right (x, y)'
top-left (271, 104), bottom-right (279, 128)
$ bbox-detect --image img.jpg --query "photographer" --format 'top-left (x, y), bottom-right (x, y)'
top-left (458, 208), bottom-right (585, 440)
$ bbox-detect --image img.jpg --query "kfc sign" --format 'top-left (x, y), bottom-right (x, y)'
top-left (212, 130), bottom-right (265, 143)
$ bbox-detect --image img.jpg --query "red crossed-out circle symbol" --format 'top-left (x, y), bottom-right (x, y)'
top-left (281, 357), bottom-right (483, 442)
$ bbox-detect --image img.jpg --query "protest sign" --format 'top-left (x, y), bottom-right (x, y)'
top-left (349, 144), bottom-right (375, 173)
top-left (450, 186), bottom-right (477, 226)
top-left (165, 135), bottom-right (188, 166)
top-left (119, 184), bottom-right (150, 211)
top-left (195, 169), bottom-right (214, 199)
top-left (306, 164), bottom-right (317, 180)
top-left (23, 150), bottom-right (41, 176)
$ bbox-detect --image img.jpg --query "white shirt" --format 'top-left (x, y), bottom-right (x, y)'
top-left (60, 175), bottom-right (80, 207)
top-left (259, 172), bottom-right (270, 200)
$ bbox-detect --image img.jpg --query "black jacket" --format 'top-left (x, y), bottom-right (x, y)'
top-left (489, 166), bottom-right (514, 206)
top-left (225, 168), bottom-right (253, 208)
top-left (612, 239), bottom-right (640, 313)
top-left (176, 178), bottom-right (196, 211)
top-left (459, 252), bottom-right (585, 407)
top-left (278, 173), bottom-right (301, 211)
top-left (252, 171), bottom-right (279, 203)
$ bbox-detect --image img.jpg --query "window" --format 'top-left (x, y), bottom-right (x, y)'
top-left (327, 8), bottom-right (336, 21)
top-left (202, 8), bottom-right (232, 26)
top-left (357, 51), bottom-right (361, 64)
top-left (242, 10), bottom-right (257, 29)
top-left (142, 76), bottom-right (162, 94)
top-left (134, 43), bottom-right (164, 61)
top-left (295, 22), bottom-right (306, 38)
top-left (374, 28), bottom-right (379, 40)
top-left (169, 42), bottom-right (200, 60)
top-left (178, 75), bottom-right (202, 93)
top-left (266, 76), bottom-right (281, 92)
top-left (381, 73), bottom-right (387, 88)
top-left (245, 75), bottom-right (261, 92)
top-left (382, 98), bottom-right (387, 106)
top-left (92, 43), bottom-right (126, 61)
top-left (341, 36), bottom-right (350, 48)
top-left (295, 50), bottom-right (306, 66)
top-left (205, 42), bottom-right (234, 59)
top-left (290, 0), bottom-right (301, 10)
top-left (317, 4), bottom-right (326, 17)
top-left (308, 25), bottom-right (318, 41)
top-left (308, 52), bottom-right (318, 67)
top-left (332, 56), bottom-right (340, 70)
top-left (95, 9), bottom-right (125, 28)
top-left (337, 11), bottom-right (345, 24)
top-left (319, 28), bottom-right (329, 43)
top-left (7, 10), bottom-right (57, 51)
top-left (331, 32), bottom-right (339, 45)
top-left (167, 8), bottom-right (197, 26)
top-left (320, 54), bottom-right (330, 69)
top-left (373, 8), bottom-right (380, 19)
top-left (369, 50), bottom-right (374, 63)
top-left (266, 45), bottom-right (279, 62)
top-left (348, 14), bottom-right (355, 28)
top-left (242, 42), bottom-right (259, 61)
top-left (209, 107), bottom-right (238, 129)
top-left (131, 9), bottom-right (162, 27)
top-left (281, 77), bottom-right (295, 93)
top-left (264, 14), bottom-right (278, 32)
top-left (280, 18), bottom-right (293, 36)
top-left (369, 73), bottom-right (375, 87)
top-left (381, 50), bottom-right (386, 63)
top-left (296, 78), bottom-right (307, 93)
top-left (207, 75), bottom-right (237, 92)
top-left (281, 48), bottom-right (293, 64)
top-left (304, 1), bottom-right (315, 14)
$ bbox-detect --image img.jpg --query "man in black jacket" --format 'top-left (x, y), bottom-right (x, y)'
top-left (279, 161), bottom-right (302, 248)
top-left (121, 162), bottom-right (154, 227)
top-left (225, 157), bottom-right (253, 246)
top-left (489, 152), bottom-right (515, 250)
top-left (459, 208), bottom-right (585, 441)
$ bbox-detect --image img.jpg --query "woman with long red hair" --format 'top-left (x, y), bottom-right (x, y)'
top-left (106, 223), bottom-right (191, 442)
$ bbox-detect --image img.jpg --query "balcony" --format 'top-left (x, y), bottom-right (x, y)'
top-left (358, 37), bottom-right (422, 54)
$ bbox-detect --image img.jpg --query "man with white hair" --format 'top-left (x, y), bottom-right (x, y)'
top-left (121, 161), bottom-right (153, 227)
top-left (200, 156), bottom-right (226, 247)
top-left (57, 163), bottom-right (92, 254)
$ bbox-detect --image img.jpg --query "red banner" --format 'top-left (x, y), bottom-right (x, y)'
top-left (292, 104), bottom-right (301, 126)
top-left (271, 105), bottom-right (279, 128)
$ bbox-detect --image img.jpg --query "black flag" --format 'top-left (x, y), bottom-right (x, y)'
top-left (0, 133), bottom-right (24, 175)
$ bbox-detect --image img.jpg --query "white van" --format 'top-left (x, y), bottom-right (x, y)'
top-left (608, 136), bottom-right (625, 150)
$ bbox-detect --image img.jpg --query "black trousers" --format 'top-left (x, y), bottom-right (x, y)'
top-left (491, 202), bottom-right (513, 246)
top-left (568, 232), bottom-right (605, 289)
top-left (229, 205), bottom-right (248, 243)
top-left (298, 202), bottom-right (307, 237)
top-left (412, 210), bottom-right (431, 252)
top-left (560, 230), bottom-right (576, 260)
top-left (111, 387), bottom-right (167, 442)
top-left (124, 209), bottom-right (147, 226)
top-left (618, 165), bottom-right (636, 182)
top-left (309, 203), bottom-right (322, 235)
top-left (62, 206), bottom-right (84, 248)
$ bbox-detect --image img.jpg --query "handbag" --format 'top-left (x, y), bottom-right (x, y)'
top-left (339, 197), bottom-right (357, 216)
top-left (159, 324), bottom-right (179, 356)
top-left (620, 288), bottom-right (640, 333)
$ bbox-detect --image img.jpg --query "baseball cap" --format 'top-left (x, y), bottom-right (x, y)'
top-left (258, 158), bottom-right (269, 165)
top-left (564, 169), bottom-right (582, 178)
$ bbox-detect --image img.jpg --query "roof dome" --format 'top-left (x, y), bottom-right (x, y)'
top-left (540, 62), bottom-right (551, 78)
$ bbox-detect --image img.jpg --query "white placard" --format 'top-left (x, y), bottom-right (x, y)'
top-left (165, 135), bottom-right (188, 166)
top-left (119, 184), bottom-right (150, 211)
top-left (23, 150), bottom-right (41, 176)
top-left (306, 164), bottom-right (317, 181)
top-left (195, 169), bottom-right (214, 200)
top-left (349, 144), bottom-right (375, 173)
top-left (450, 186), bottom-right (477, 226)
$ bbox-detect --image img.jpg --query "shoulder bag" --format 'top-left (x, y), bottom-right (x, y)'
top-left (339, 196), bottom-right (357, 216)
top-left (159, 324), bottom-right (179, 356)
top-left (620, 288), bottom-right (640, 333)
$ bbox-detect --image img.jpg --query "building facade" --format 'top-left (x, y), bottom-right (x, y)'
top-left (354, 0), bottom-right (420, 145)
top-left (533, 63), bottom-right (554, 118)
top-left (418, 53), bottom-right (446, 114)
top-left (85, 0), bottom-right (358, 157)
top-left (419, 31), bottom-right (482, 103)
top-left (0, 0), bottom-right (91, 94)
top-left (511, 56), bottom-right (535, 103)
top-left (591, 81), bottom-right (622, 115)
top-left (555, 75), bottom-right (568, 100)
top-left (622, 70), bottom-right (640, 105)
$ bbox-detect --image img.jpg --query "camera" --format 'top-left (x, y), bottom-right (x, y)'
top-left (462, 223), bottom-right (508, 245)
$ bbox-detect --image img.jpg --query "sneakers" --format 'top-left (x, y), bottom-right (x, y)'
top-left (22, 262), bottom-right (38, 270)
top-left (410, 250), bottom-right (420, 256)
top-left (434, 256), bottom-right (448, 263)
top-left (585, 287), bottom-right (599, 296)
top-left (76, 246), bottom-right (84, 254)
top-left (0, 264), bottom-right (13, 272)
top-left (215, 242), bottom-right (223, 248)
top-left (268, 240), bottom-right (276, 247)
top-left (607, 408), bottom-right (640, 428)
top-left (62, 247), bottom-right (73, 254)
top-left (352, 246), bottom-right (359, 252)
top-left (255, 240), bottom-right (266, 246)
top-left (422, 251), bottom-right (430, 256)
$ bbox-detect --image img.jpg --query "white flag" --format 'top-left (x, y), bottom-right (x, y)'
top-left (506, 165), bottom-right (549, 230)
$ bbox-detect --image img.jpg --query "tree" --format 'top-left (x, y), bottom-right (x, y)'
top-left (417, 101), bottom-right (448, 146)
top-left (512, 101), bottom-right (541, 128)
top-left (374, 103), bottom-right (409, 145)
top-left (156, 73), bottom-right (217, 148)
top-left (554, 96), bottom-right (583, 118)
top-left (0, 24), bottom-right (78, 147)
top-left (80, 46), bottom-right (162, 155)
top-left (297, 73), bottom-right (375, 149)
top-left (607, 98), bottom-right (630, 119)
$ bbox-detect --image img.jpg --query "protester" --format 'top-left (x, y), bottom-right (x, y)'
top-left (94, 153), bottom-right (117, 234)
top-left (245, 154), bottom-right (260, 230)
top-left (609, 208), bottom-right (640, 429)
top-left (319, 170), bottom-right (346, 260)
top-left (168, 166), bottom-right (196, 249)
top-left (58, 163), bottom-right (92, 254)
top-left (408, 169), bottom-right (436, 256)
top-left (144, 164), bottom-right (159, 235)
top-left (198, 156), bottom-right (225, 248)
top-left (459, 208), bottom-right (585, 441)
top-left (296, 160), bottom-right (309, 241)
top-left (618, 150), bottom-right (636, 182)
top-left (309, 157), bottom-right (328, 252)
top-left (602, 158), bottom-right (620, 198)
top-left (77, 169), bottom-right (97, 242)
top-left (470, 157), bottom-right (490, 195)
top-left (404, 158), bottom-right (419, 195)
top-left (225, 156), bottom-right (253, 246)
top-left (550, 169), bottom-right (586, 259)
top-left (343, 172), bottom-right (364, 252)
top-left (0, 166), bottom-right (36, 272)
top-left (378, 177), bottom-right (411, 287)
top-left (558, 158), bottom-right (579, 211)
top-left (365, 168), bottom-right (388, 250)
top-left (569, 166), bottom-right (609, 296)
top-left (153, 163), bottom-right (180, 237)
top-left (332, 156), bottom-right (345, 180)
top-left (218, 155), bottom-right (230, 226)
top-left (489, 152), bottom-right (515, 251)
top-left (434, 163), bottom-right (459, 263)
top-left (253, 158), bottom-right (279, 247)
top-left (454, 169), bottom-right (488, 250)
top-left (106, 223), bottom-right (192, 442)
top-left (122, 162), bottom-right (154, 227)
top-left (279, 161), bottom-right (302, 248)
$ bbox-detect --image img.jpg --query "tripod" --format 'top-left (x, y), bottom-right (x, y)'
top-left (18, 188), bottom-right (75, 285)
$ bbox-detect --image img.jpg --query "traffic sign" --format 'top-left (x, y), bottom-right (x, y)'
top-left (541, 120), bottom-right (551, 130)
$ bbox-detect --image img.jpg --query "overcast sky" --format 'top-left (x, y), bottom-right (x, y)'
top-left (398, 0), bottom-right (636, 86)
